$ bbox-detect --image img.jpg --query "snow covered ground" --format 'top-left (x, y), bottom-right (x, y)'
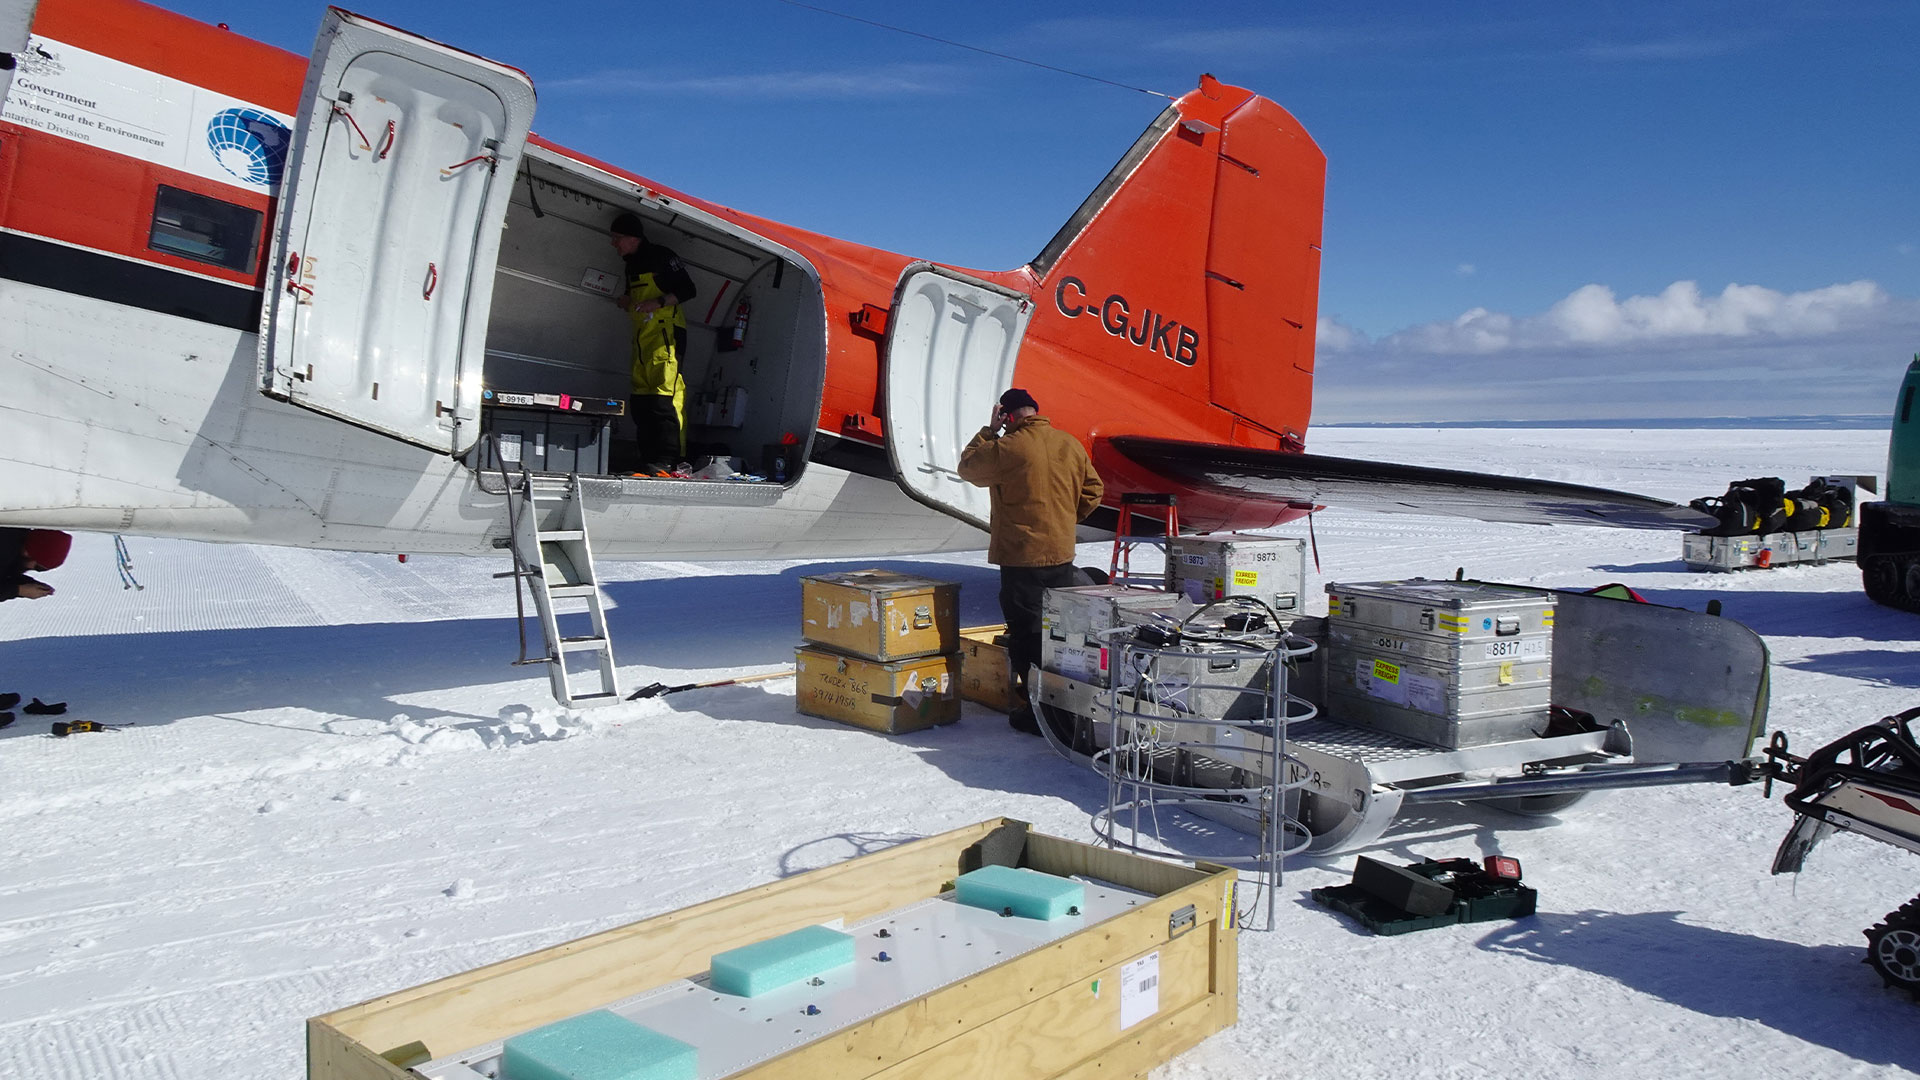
top-left (3, 427), bottom-right (1916, 1080)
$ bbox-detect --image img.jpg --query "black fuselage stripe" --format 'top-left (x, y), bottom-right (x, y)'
top-left (0, 232), bottom-right (261, 331)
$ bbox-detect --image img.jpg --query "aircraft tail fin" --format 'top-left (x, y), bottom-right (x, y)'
top-left (1028, 76), bottom-right (1326, 448)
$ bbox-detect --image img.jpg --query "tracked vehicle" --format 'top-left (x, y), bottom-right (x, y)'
top-left (1862, 357), bottom-right (1920, 611)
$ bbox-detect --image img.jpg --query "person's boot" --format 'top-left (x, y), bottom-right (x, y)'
top-left (1008, 704), bottom-right (1041, 736)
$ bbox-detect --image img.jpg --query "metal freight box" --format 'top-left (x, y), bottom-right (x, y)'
top-left (1682, 527), bottom-right (1859, 571)
top-left (799, 569), bottom-right (959, 662)
top-left (1124, 643), bottom-right (1281, 725)
top-left (466, 389), bottom-right (624, 476)
top-left (1041, 584), bottom-right (1195, 689)
top-left (1323, 579), bottom-right (1554, 749)
top-left (1169, 533), bottom-right (1307, 617)
top-left (794, 645), bottom-right (961, 734)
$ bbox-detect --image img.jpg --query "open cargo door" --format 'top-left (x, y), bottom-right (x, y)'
top-left (883, 267), bottom-right (1033, 530)
top-left (260, 9), bottom-right (535, 454)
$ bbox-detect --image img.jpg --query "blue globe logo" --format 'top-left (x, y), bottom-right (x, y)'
top-left (206, 107), bottom-right (291, 187)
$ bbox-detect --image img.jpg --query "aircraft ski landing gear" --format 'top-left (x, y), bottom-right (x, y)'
top-left (1865, 896), bottom-right (1920, 999)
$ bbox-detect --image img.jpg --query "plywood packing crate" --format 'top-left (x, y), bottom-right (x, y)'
top-left (794, 644), bottom-right (961, 733)
top-left (309, 818), bottom-right (1239, 1080)
top-left (800, 569), bottom-right (959, 661)
top-left (959, 625), bottom-right (1022, 713)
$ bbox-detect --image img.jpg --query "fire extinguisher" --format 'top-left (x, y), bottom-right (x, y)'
top-left (731, 297), bottom-right (751, 349)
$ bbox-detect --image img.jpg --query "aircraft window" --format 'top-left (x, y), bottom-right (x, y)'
top-left (148, 185), bottom-right (263, 274)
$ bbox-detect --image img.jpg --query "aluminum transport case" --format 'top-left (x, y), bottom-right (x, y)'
top-left (1168, 533), bottom-right (1307, 617)
top-left (1323, 579), bottom-right (1554, 749)
top-left (1041, 585), bottom-right (1195, 689)
top-left (1682, 527), bottom-right (1859, 571)
top-left (467, 390), bottom-right (625, 475)
top-left (799, 569), bottom-right (959, 662)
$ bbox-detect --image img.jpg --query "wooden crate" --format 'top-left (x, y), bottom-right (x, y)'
top-left (309, 818), bottom-right (1238, 1080)
top-left (959, 624), bottom-right (1022, 713)
top-left (799, 569), bottom-right (959, 662)
top-left (794, 645), bottom-right (961, 734)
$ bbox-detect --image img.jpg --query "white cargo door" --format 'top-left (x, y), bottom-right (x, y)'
top-left (259, 9), bottom-right (534, 453)
top-left (883, 268), bottom-right (1033, 530)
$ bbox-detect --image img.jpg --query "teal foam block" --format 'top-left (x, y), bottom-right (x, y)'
top-left (953, 865), bottom-right (1085, 921)
top-left (501, 1009), bottom-right (695, 1080)
top-left (709, 924), bottom-right (856, 998)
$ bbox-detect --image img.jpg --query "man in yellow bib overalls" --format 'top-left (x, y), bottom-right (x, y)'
top-left (610, 212), bottom-right (698, 475)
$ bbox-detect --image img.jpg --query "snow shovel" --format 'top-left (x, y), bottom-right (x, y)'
top-left (626, 669), bottom-right (795, 700)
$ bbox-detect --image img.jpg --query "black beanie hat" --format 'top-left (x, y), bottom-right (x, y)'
top-left (610, 212), bottom-right (646, 238)
top-left (999, 388), bottom-right (1039, 413)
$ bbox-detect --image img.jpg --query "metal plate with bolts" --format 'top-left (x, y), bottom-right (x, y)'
top-left (415, 881), bottom-right (1154, 1080)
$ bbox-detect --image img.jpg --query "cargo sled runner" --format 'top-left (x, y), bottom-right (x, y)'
top-left (1031, 580), bottom-right (1772, 854)
top-left (1764, 707), bottom-right (1920, 999)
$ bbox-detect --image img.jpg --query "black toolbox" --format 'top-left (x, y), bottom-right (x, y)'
top-left (1312, 856), bottom-right (1537, 936)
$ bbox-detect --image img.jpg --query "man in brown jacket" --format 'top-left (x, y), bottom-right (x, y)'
top-left (958, 388), bottom-right (1105, 735)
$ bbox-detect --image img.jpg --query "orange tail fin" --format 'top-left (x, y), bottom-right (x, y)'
top-left (1024, 76), bottom-right (1325, 450)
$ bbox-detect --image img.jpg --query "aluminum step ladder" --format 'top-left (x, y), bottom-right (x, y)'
top-left (504, 472), bottom-right (621, 707)
top-left (1110, 493), bottom-right (1179, 590)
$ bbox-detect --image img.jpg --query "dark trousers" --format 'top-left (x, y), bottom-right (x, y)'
top-left (999, 562), bottom-right (1080, 696)
top-left (631, 394), bottom-right (682, 468)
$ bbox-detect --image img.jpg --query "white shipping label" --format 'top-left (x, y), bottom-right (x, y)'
top-left (1119, 952), bottom-right (1160, 1029)
top-left (1483, 638), bottom-right (1548, 661)
top-left (1403, 672), bottom-right (1446, 716)
top-left (498, 433), bottom-right (522, 463)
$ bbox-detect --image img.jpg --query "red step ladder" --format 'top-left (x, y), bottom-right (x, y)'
top-left (1109, 493), bottom-right (1178, 590)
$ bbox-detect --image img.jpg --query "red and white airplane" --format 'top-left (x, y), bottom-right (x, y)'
top-left (0, 0), bottom-right (1707, 564)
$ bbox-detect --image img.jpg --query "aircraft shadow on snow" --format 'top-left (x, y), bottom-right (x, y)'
top-left (0, 559), bottom-right (1005, 736)
top-left (1574, 576), bottom-right (1920, 644)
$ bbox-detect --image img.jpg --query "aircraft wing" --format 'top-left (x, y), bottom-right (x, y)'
top-left (1105, 436), bottom-right (1718, 530)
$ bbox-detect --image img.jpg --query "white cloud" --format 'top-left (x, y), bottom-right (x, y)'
top-left (1456, 263), bottom-right (1476, 276)
top-left (1309, 279), bottom-right (1920, 422)
top-left (1383, 279), bottom-right (1890, 354)
top-left (1582, 34), bottom-right (1760, 61)
top-left (1315, 316), bottom-right (1365, 352)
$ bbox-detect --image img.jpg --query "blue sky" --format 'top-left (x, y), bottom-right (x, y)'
top-left (155, 0), bottom-right (1920, 421)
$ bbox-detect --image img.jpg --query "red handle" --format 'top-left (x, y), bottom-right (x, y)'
top-left (423, 262), bottom-right (438, 300)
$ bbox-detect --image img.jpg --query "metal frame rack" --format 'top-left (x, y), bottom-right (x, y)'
top-left (1088, 601), bottom-right (1317, 930)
